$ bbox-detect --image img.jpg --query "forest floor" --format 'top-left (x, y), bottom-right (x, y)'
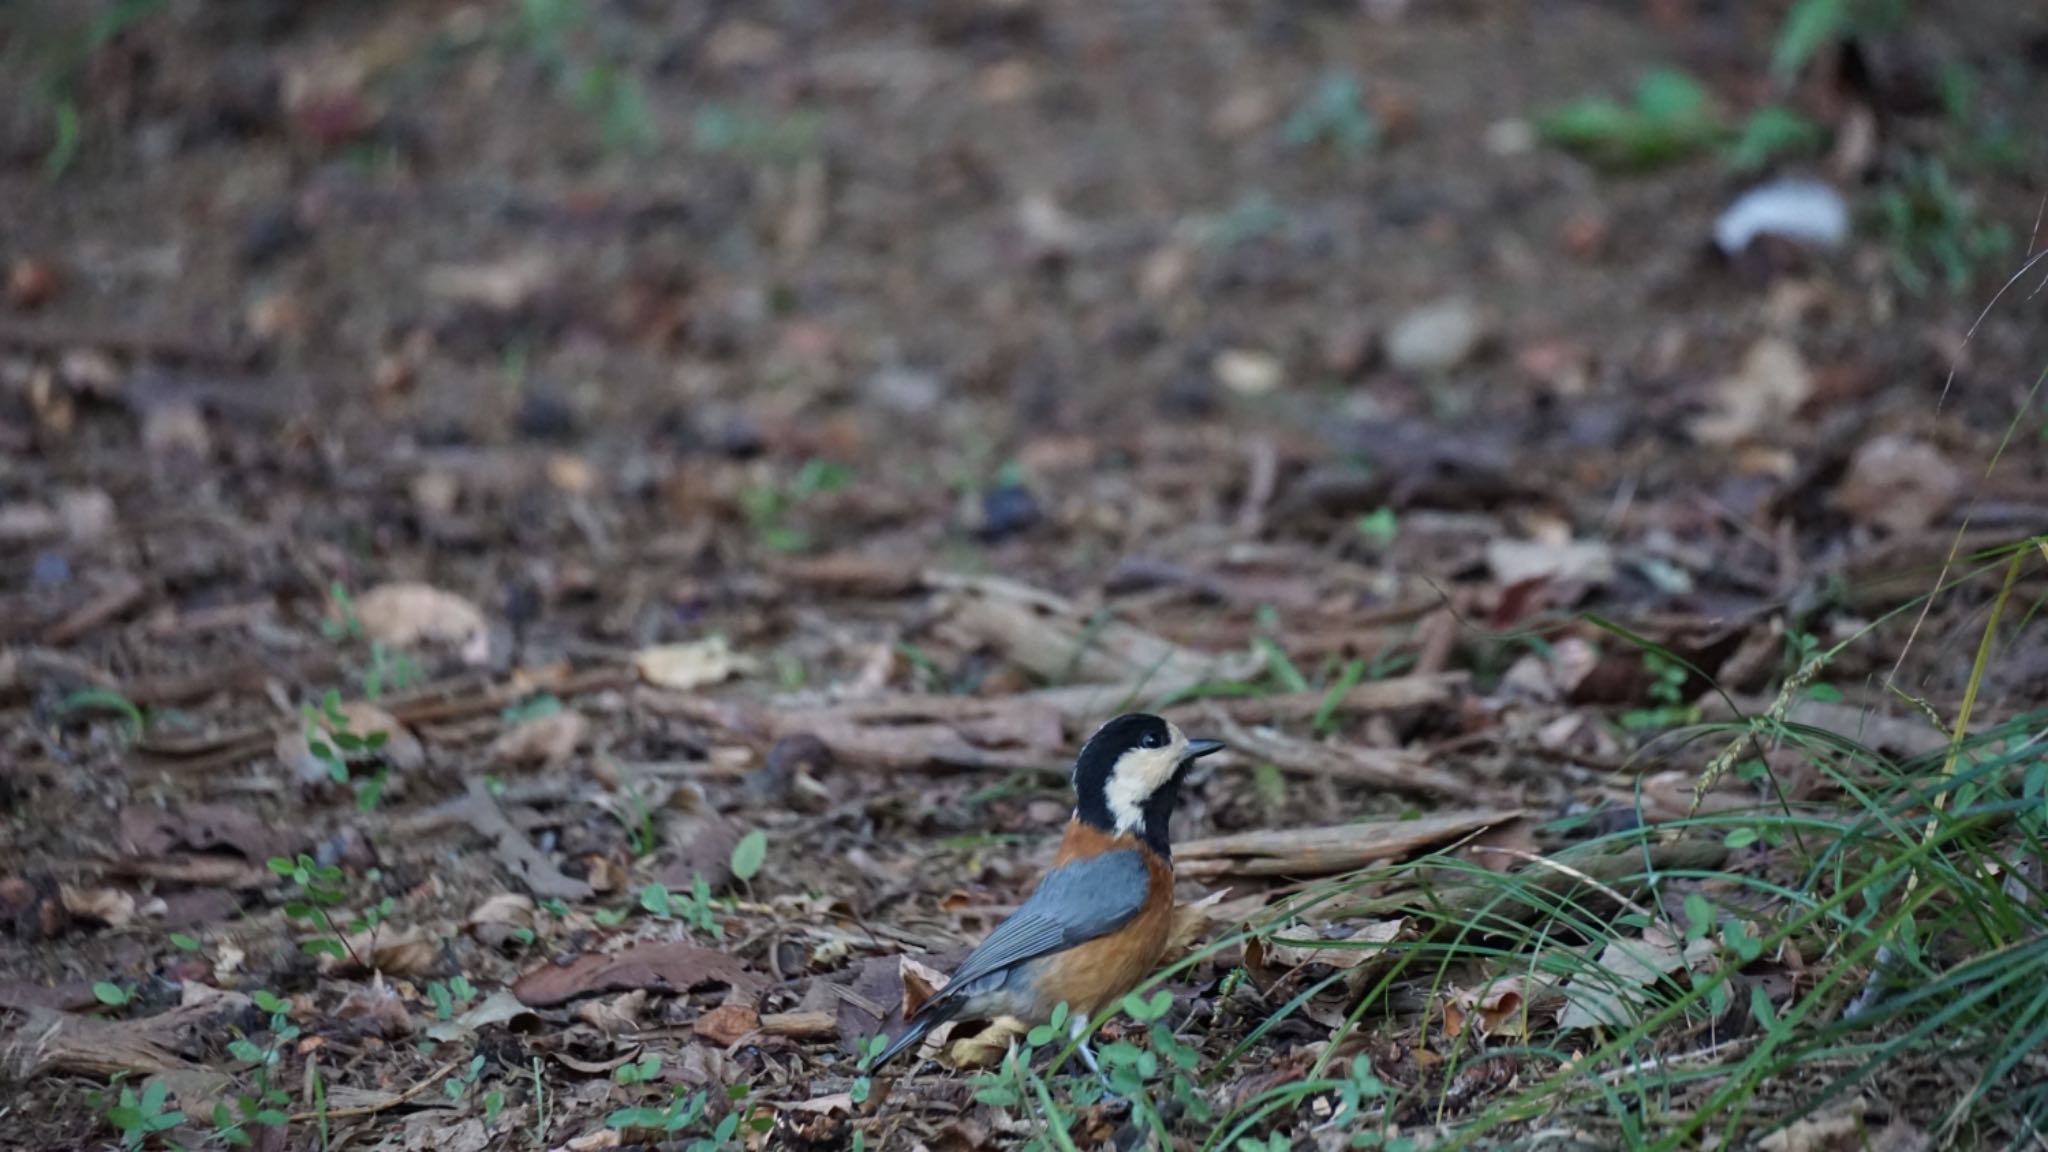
top-left (4, 1), bottom-right (2048, 1149)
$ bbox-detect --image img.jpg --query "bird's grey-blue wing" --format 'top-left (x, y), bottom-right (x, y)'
top-left (930, 849), bottom-right (1151, 1005)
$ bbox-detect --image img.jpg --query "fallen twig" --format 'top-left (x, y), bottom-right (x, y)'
top-left (1209, 713), bottom-right (1479, 802)
top-left (1176, 810), bottom-right (1522, 879)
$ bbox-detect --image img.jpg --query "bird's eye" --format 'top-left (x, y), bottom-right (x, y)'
top-left (1140, 731), bottom-right (1165, 749)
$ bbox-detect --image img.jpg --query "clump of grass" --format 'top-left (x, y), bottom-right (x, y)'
top-left (1540, 69), bottom-right (1823, 173)
top-left (1877, 158), bottom-right (2012, 294)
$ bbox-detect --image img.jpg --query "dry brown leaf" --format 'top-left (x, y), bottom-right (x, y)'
top-left (1442, 973), bottom-right (1553, 1039)
top-left (117, 804), bottom-right (295, 865)
top-left (1264, 918), bottom-right (1407, 969)
top-left (1691, 337), bottom-right (1811, 446)
top-left (59, 885), bottom-right (135, 928)
top-left (1558, 926), bottom-right (1715, 1032)
top-left (778, 1093), bottom-right (854, 1115)
top-left (1164, 888), bottom-right (1235, 955)
top-left (898, 955), bottom-right (950, 1018)
top-left (943, 1014), bottom-right (1028, 1069)
top-left (353, 582), bottom-right (491, 664)
top-left (512, 941), bottom-right (763, 1007)
top-left (427, 988), bottom-right (537, 1042)
top-left (692, 1002), bottom-right (761, 1046)
top-left (333, 980), bottom-right (417, 1039)
top-left (574, 989), bottom-right (650, 1033)
top-left (1832, 434), bottom-right (1962, 535)
top-left (564, 1129), bottom-right (623, 1151)
top-left (467, 893), bottom-right (536, 931)
top-left (1485, 537), bottom-right (1615, 587)
top-left (487, 710), bottom-right (589, 771)
top-left (322, 925), bottom-right (437, 976)
top-left (634, 636), bottom-right (749, 692)
top-left (1757, 1099), bottom-right (1880, 1152)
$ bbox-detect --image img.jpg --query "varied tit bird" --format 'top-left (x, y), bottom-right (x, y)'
top-left (873, 713), bottom-right (1224, 1071)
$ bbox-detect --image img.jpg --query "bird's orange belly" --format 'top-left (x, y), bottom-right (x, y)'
top-left (1026, 895), bottom-right (1173, 1022)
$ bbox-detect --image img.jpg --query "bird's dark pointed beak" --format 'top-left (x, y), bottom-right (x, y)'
top-left (1184, 738), bottom-right (1225, 761)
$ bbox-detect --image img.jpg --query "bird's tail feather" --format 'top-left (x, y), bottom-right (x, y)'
top-left (873, 1001), bottom-right (951, 1069)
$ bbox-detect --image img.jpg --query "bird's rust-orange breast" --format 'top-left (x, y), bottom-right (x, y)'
top-left (1039, 819), bottom-right (1176, 1020)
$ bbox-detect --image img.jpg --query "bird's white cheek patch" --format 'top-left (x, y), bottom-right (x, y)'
top-left (1105, 744), bottom-right (1184, 835)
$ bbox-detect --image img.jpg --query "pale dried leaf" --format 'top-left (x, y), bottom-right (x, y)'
top-left (1266, 918), bottom-right (1408, 969)
top-left (467, 893), bottom-right (536, 930)
top-left (634, 636), bottom-right (749, 692)
top-left (1485, 538), bottom-right (1615, 586)
top-left (943, 1014), bottom-right (1028, 1069)
top-left (898, 955), bottom-right (950, 1018)
top-left (1558, 927), bottom-right (1714, 1032)
top-left (574, 989), bottom-right (649, 1033)
top-left (1832, 434), bottom-right (1962, 535)
top-left (1758, 1099), bottom-right (1884, 1152)
top-left (354, 582), bottom-right (491, 664)
top-left (692, 1002), bottom-right (761, 1046)
top-left (1443, 973), bottom-right (1551, 1039)
top-left (426, 988), bottom-right (536, 1042)
top-left (1691, 338), bottom-right (1811, 446)
top-left (59, 885), bottom-right (135, 927)
top-left (488, 710), bottom-right (589, 771)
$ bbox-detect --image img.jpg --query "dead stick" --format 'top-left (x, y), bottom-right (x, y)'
top-left (287, 1058), bottom-right (462, 1122)
top-left (1326, 839), bottom-right (1728, 927)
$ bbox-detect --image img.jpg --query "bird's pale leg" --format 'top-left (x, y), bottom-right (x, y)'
top-left (1067, 1012), bottom-right (1120, 1098)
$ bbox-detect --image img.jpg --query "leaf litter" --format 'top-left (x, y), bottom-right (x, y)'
top-left (0, 1), bottom-right (2037, 1148)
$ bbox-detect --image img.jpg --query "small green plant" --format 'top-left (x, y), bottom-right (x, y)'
top-left (693, 104), bottom-right (822, 161)
top-left (301, 690), bottom-right (395, 812)
top-left (427, 975), bottom-right (477, 1020)
top-left (446, 1053), bottom-right (488, 1102)
top-left (739, 458), bottom-right (852, 553)
top-left (55, 688), bottom-right (146, 748)
top-left (1770, 0), bottom-right (1908, 82)
top-left (1618, 650), bottom-right (1701, 732)
top-left (1281, 71), bottom-right (1377, 156)
top-left (614, 1053), bottom-right (662, 1086)
top-left (501, 694), bottom-right (563, 725)
top-left (1726, 105), bottom-right (1826, 172)
top-left (1878, 157), bottom-right (2012, 294)
top-left (605, 1086), bottom-right (747, 1149)
top-left (93, 981), bottom-right (133, 1008)
top-left (1196, 191), bottom-right (1290, 249)
top-left (360, 642), bottom-right (423, 701)
top-left (1355, 507), bottom-right (1398, 545)
top-left (509, 0), bottom-right (656, 153)
top-left (97, 1076), bottom-right (184, 1151)
top-left (169, 932), bottom-right (202, 954)
top-left (268, 854), bottom-right (391, 968)
top-left (851, 1034), bottom-right (888, 1105)
top-left (619, 791), bottom-right (659, 858)
top-left (216, 990), bottom-right (298, 1146)
top-left (729, 831), bottom-right (766, 884)
top-left (1539, 70), bottom-right (1725, 170)
top-left (637, 876), bottom-right (723, 938)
